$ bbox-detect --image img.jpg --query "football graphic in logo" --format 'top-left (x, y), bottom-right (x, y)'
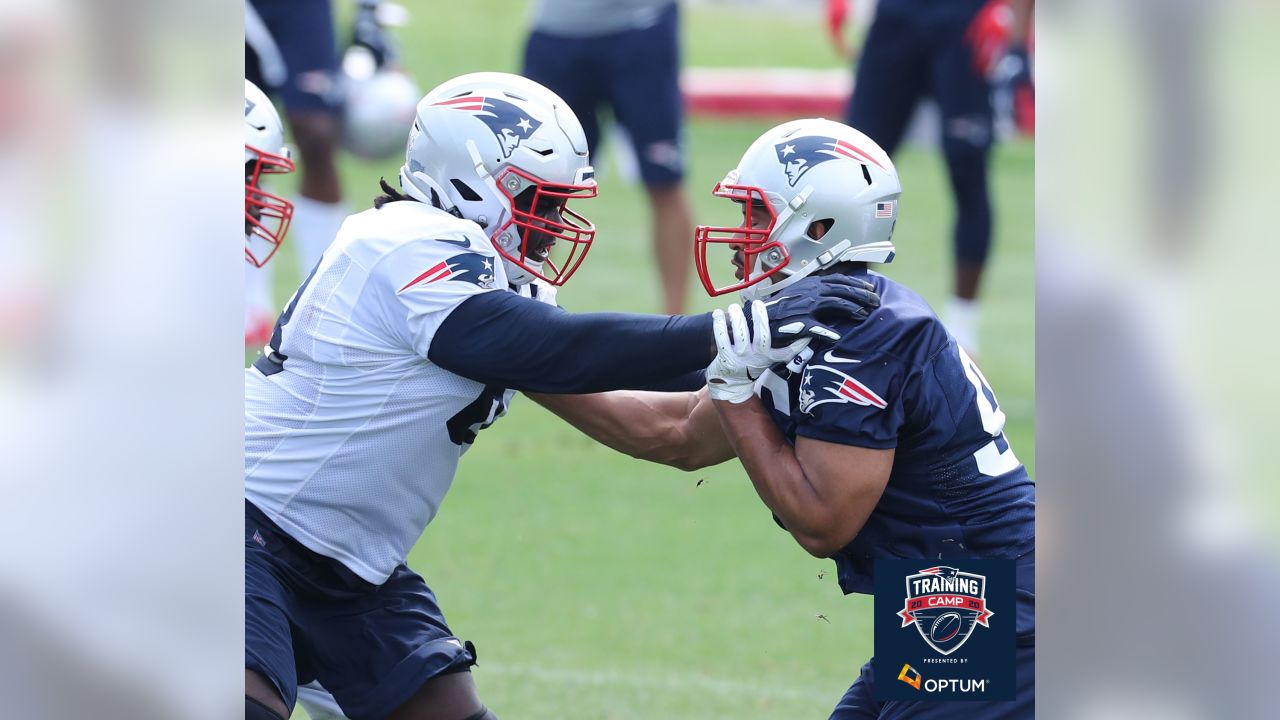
top-left (930, 612), bottom-right (963, 643)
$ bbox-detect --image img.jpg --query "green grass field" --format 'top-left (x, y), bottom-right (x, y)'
top-left (269, 3), bottom-right (1033, 717)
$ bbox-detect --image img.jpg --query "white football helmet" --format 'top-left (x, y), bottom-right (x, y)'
top-left (244, 79), bottom-right (295, 267)
top-left (398, 72), bottom-right (597, 286)
top-left (694, 118), bottom-right (901, 299)
top-left (340, 46), bottom-right (421, 160)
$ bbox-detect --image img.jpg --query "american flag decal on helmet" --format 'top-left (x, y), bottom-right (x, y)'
top-left (876, 201), bottom-right (894, 218)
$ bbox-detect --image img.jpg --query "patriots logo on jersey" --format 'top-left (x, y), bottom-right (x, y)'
top-left (798, 363), bottom-right (887, 414)
top-left (398, 253), bottom-right (496, 293)
top-left (432, 95), bottom-right (543, 159)
top-left (775, 135), bottom-right (887, 187)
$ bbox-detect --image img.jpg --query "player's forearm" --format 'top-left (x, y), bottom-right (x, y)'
top-left (531, 389), bottom-right (733, 471)
top-left (713, 398), bottom-right (839, 556)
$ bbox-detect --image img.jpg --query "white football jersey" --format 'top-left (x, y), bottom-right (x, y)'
top-left (245, 201), bottom-right (524, 585)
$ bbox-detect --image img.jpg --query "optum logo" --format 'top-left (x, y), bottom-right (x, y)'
top-left (924, 678), bottom-right (988, 693)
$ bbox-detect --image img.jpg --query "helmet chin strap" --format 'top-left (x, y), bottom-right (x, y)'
top-left (502, 258), bottom-right (538, 287)
top-left (461, 139), bottom-right (539, 286)
top-left (740, 184), bottom-right (823, 302)
top-left (740, 238), bottom-right (854, 302)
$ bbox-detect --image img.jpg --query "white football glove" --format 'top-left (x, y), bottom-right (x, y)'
top-left (707, 300), bottom-right (811, 404)
top-left (529, 278), bottom-right (559, 308)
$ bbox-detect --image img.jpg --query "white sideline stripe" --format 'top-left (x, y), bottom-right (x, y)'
top-left (480, 661), bottom-right (832, 701)
top-left (682, 67), bottom-right (852, 96)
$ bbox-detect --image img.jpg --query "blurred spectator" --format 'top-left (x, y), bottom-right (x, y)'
top-left (523, 0), bottom-right (694, 314)
top-left (828, 0), bottom-right (1033, 354)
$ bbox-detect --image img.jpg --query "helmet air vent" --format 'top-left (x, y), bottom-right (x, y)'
top-left (450, 178), bottom-right (482, 201)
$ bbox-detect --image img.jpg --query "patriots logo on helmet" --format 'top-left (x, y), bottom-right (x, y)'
top-left (775, 135), bottom-right (887, 187)
top-left (798, 364), bottom-right (887, 415)
top-left (398, 253), bottom-right (496, 293)
top-left (432, 95), bottom-right (543, 159)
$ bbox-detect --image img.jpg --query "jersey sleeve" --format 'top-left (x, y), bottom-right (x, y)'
top-left (428, 291), bottom-right (716, 394)
top-left (793, 352), bottom-right (911, 450)
top-left (373, 238), bottom-right (503, 358)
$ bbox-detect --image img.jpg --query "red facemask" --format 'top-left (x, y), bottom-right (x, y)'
top-left (491, 166), bottom-right (597, 286)
top-left (245, 144), bottom-right (295, 268)
top-left (693, 182), bottom-right (789, 296)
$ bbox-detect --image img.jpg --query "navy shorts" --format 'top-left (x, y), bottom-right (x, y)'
top-left (828, 644), bottom-right (1035, 719)
top-left (245, 0), bottom-right (342, 113)
top-left (523, 2), bottom-right (685, 187)
top-left (846, 0), bottom-right (993, 156)
top-left (245, 501), bottom-right (475, 720)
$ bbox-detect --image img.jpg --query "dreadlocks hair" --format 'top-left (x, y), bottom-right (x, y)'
top-left (373, 177), bottom-right (413, 209)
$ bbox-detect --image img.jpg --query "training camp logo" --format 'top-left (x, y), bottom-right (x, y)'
top-left (398, 253), bottom-right (496, 293)
top-left (897, 566), bottom-right (994, 656)
top-left (774, 135), bottom-right (887, 187)
top-left (798, 364), bottom-right (887, 415)
top-left (433, 95), bottom-right (543, 158)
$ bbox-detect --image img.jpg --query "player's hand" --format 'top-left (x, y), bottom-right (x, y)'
top-left (965, 0), bottom-right (1013, 77)
top-left (353, 1), bottom-right (399, 68)
top-left (993, 45), bottom-right (1034, 135)
top-left (530, 279), bottom-right (560, 308)
top-left (749, 275), bottom-right (881, 348)
top-left (707, 302), bottom-right (809, 404)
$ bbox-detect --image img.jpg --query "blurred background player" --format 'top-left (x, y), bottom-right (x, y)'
top-left (249, 77), bottom-right (353, 720)
top-left (245, 0), bottom-right (411, 346)
top-left (245, 80), bottom-right (294, 275)
top-left (522, 0), bottom-right (694, 314)
top-left (245, 0), bottom-right (344, 345)
top-left (826, 0), bottom-right (1034, 354)
top-left (245, 79), bottom-right (295, 349)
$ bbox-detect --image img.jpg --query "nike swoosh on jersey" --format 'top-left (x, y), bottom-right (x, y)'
top-left (823, 349), bottom-right (862, 364)
top-left (437, 237), bottom-right (471, 249)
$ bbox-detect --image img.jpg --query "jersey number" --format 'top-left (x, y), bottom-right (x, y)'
top-left (446, 384), bottom-right (508, 446)
top-left (252, 261), bottom-right (320, 377)
top-left (957, 346), bottom-right (1019, 476)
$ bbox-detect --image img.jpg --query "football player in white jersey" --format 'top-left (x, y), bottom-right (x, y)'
top-left (245, 72), bottom-right (878, 720)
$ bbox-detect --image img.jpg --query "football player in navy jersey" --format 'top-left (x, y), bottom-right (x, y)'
top-left (538, 117), bottom-right (1034, 718)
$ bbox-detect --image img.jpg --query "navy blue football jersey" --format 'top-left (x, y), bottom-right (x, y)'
top-left (758, 270), bottom-right (1035, 603)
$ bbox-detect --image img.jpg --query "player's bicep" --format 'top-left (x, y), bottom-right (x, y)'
top-left (794, 435), bottom-right (894, 549)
